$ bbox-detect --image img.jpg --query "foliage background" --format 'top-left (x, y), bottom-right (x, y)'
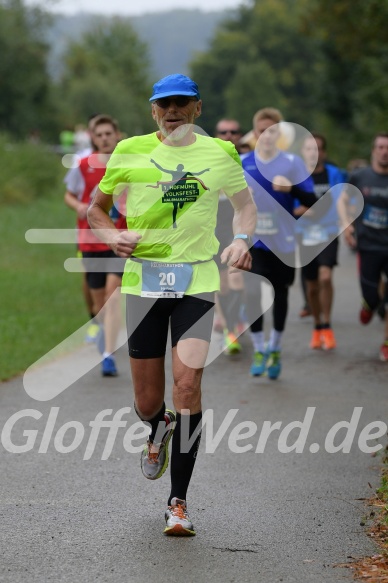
top-left (1, 0), bottom-right (387, 378)
top-left (1, 0), bottom-right (387, 160)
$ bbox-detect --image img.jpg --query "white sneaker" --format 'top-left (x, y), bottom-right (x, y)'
top-left (164, 498), bottom-right (195, 536)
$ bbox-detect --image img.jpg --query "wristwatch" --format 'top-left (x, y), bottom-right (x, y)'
top-left (233, 234), bottom-right (253, 247)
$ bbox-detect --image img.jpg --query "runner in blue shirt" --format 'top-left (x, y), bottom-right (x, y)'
top-left (242, 107), bottom-right (316, 379)
top-left (296, 133), bottom-right (344, 351)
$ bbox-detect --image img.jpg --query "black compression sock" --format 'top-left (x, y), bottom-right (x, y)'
top-left (134, 402), bottom-right (166, 443)
top-left (168, 411), bottom-right (202, 505)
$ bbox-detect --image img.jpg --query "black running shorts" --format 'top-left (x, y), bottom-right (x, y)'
top-left (301, 238), bottom-right (339, 281)
top-left (82, 250), bottom-right (125, 289)
top-left (126, 293), bottom-right (215, 359)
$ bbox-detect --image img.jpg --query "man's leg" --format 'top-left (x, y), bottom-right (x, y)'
top-left (169, 339), bottom-right (204, 503)
top-left (244, 247), bottom-right (268, 376)
top-left (319, 266), bottom-right (334, 323)
top-left (89, 275), bottom-right (121, 376)
top-left (130, 357), bottom-right (166, 420)
top-left (379, 259), bottom-right (388, 361)
top-left (126, 295), bottom-right (175, 479)
top-left (103, 274), bottom-right (122, 356)
top-left (163, 294), bottom-right (213, 536)
top-left (266, 254), bottom-right (295, 380)
top-left (303, 254), bottom-right (323, 348)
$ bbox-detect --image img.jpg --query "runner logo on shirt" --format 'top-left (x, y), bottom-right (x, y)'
top-left (147, 159), bottom-right (210, 228)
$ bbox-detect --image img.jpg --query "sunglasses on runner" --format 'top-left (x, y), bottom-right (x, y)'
top-left (217, 129), bottom-right (241, 135)
top-left (153, 96), bottom-right (197, 108)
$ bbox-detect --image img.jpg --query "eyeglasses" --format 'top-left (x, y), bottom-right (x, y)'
top-left (217, 129), bottom-right (241, 135)
top-left (153, 96), bottom-right (197, 109)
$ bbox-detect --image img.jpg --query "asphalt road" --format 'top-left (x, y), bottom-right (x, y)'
top-left (1, 246), bottom-right (387, 583)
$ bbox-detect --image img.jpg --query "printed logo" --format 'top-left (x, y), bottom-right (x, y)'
top-left (147, 159), bottom-right (210, 227)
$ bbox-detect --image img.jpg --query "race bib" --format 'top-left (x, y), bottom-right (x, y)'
top-left (302, 224), bottom-right (329, 246)
top-left (362, 204), bottom-right (388, 229)
top-left (255, 212), bottom-right (278, 235)
top-left (141, 261), bottom-right (193, 298)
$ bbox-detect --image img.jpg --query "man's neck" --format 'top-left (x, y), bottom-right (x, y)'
top-left (156, 130), bottom-right (196, 147)
top-left (312, 162), bottom-right (325, 175)
top-left (256, 147), bottom-right (278, 161)
top-left (372, 161), bottom-right (388, 175)
top-left (95, 151), bottom-right (112, 165)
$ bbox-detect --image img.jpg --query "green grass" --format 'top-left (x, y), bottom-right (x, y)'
top-left (377, 470), bottom-right (388, 527)
top-left (0, 192), bottom-right (88, 381)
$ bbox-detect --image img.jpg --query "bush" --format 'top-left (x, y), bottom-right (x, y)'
top-left (0, 135), bottom-right (64, 205)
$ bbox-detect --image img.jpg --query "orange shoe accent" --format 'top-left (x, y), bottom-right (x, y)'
top-left (321, 328), bottom-right (336, 350)
top-left (310, 329), bottom-right (322, 349)
top-left (379, 341), bottom-right (388, 362)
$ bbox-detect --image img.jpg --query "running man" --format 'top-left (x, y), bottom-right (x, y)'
top-left (214, 119), bottom-right (246, 354)
top-left (64, 114), bottom-right (126, 376)
top-left (337, 132), bottom-right (388, 361)
top-left (64, 113), bottom-right (101, 343)
top-left (87, 74), bottom-right (256, 535)
top-left (296, 133), bottom-right (344, 350)
top-left (242, 108), bottom-right (317, 379)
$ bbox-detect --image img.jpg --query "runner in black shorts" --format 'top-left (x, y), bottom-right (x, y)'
top-left (88, 74), bottom-right (256, 536)
top-left (242, 107), bottom-right (317, 380)
top-left (214, 119), bottom-right (245, 354)
top-left (65, 115), bottom-right (125, 376)
top-left (337, 132), bottom-right (388, 361)
top-left (296, 133), bottom-right (344, 350)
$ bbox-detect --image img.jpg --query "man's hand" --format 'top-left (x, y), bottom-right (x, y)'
top-left (343, 225), bottom-right (356, 249)
top-left (77, 202), bottom-right (89, 220)
top-left (293, 204), bottom-right (314, 218)
top-left (110, 230), bottom-right (142, 258)
top-left (272, 175), bottom-right (292, 192)
top-left (220, 239), bottom-right (252, 272)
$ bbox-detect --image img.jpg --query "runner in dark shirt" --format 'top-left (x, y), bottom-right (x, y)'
top-left (337, 132), bottom-right (388, 361)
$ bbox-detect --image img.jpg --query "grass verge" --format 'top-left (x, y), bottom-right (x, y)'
top-left (0, 191), bottom-right (88, 381)
top-left (339, 449), bottom-right (388, 582)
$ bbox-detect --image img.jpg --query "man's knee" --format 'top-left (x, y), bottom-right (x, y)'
top-left (174, 379), bottom-right (201, 409)
top-left (319, 267), bottom-right (332, 286)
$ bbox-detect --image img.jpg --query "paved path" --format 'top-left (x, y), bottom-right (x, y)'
top-left (0, 246), bottom-right (387, 583)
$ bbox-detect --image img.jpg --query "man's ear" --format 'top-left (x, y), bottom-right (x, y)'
top-left (194, 100), bottom-right (202, 118)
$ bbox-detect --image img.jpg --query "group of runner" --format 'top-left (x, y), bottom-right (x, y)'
top-left (63, 73), bottom-right (388, 537)
top-left (214, 111), bottom-right (388, 370)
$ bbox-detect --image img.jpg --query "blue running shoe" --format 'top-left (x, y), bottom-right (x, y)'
top-left (102, 356), bottom-right (118, 377)
top-left (267, 351), bottom-right (281, 380)
top-left (250, 351), bottom-right (268, 376)
top-left (96, 326), bottom-right (105, 354)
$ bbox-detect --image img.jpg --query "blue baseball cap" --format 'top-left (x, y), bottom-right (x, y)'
top-left (149, 74), bottom-right (200, 102)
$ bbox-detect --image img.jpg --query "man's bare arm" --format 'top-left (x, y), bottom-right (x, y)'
top-left (64, 191), bottom-right (89, 219)
top-left (220, 187), bottom-right (257, 271)
top-left (88, 188), bottom-right (142, 258)
top-left (337, 189), bottom-right (356, 249)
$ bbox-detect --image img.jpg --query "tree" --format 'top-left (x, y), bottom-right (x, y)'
top-left (190, 0), bottom-right (323, 135)
top-left (303, 0), bottom-right (388, 149)
top-left (58, 19), bottom-right (154, 136)
top-left (0, 0), bottom-right (52, 138)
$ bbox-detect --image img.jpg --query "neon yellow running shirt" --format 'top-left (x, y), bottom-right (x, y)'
top-left (99, 131), bottom-right (247, 296)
